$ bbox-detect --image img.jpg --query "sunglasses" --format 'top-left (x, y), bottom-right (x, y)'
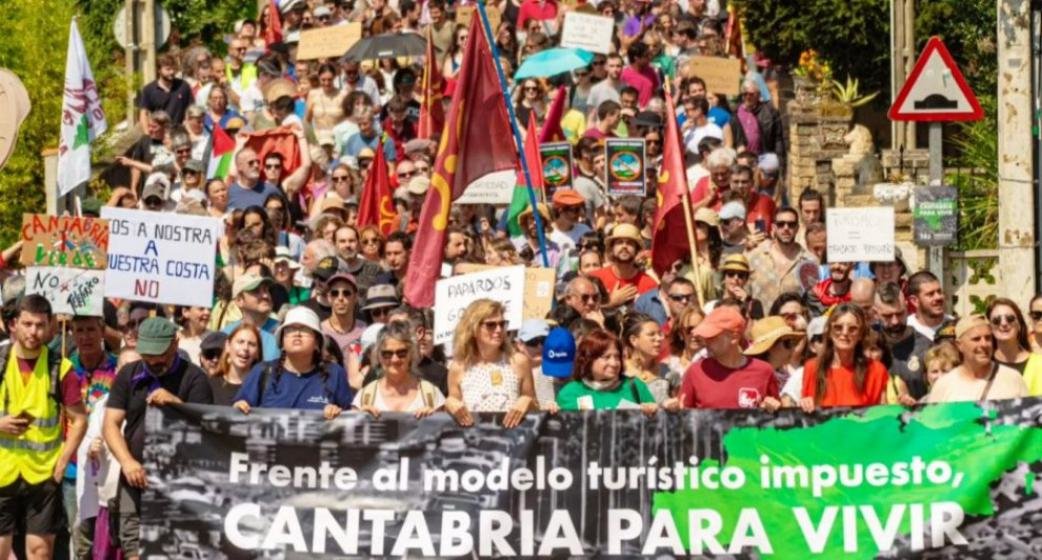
top-left (1030, 311), bottom-right (1042, 321)
top-left (524, 337), bottom-right (546, 348)
top-left (774, 220), bottom-right (798, 229)
top-left (245, 160), bottom-right (260, 167)
top-left (265, 163), bottom-right (282, 170)
top-left (371, 307), bottom-right (390, 317)
top-left (576, 293), bottom-right (599, 303)
top-left (332, 175), bottom-right (351, 182)
top-left (724, 270), bottom-right (749, 279)
top-left (201, 350), bottom-right (222, 361)
top-left (990, 314), bottom-right (1017, 326)
top-left (481, 320), bottom-right (508, 331)
top-left (362, 237), bottom-right (380, 245)
top-left (175, 147), bottom-right (191, 155)
top-left (380, 349), bottom-right (409, 360)
top-left (398, 170), bottom-right (416, 179)
top-left (668, 293), bottom-right (693, 303)
top-left (329, 289), bottom-right (356, 299)
top-left (831, 324), bottom-right (860, 334)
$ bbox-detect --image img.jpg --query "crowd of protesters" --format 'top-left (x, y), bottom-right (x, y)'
top-left (0, 0), bottom-right (1037, 558)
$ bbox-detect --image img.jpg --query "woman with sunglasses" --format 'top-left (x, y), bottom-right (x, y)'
top-left (744, 316), bottom-right (804, 391)
top-left (446, 300), bottom-right (536, 428)
top-left (357, 225), bottom-right (386, 263)
top-left (354, 322), bottom-right (444, 417)
top-left (443, 24), bottom-right (469, 80)
top-left (1027, 295), bottom-right (1042, 353)
top-left (799, 304), bottom-right (888, 412)
top-left (557, 329), bottom-right (658, 414)
top-left (210, 324), bottom-right (262, 406)
top-left (234, 307), bottom-right (352, 419)
top-left (203, 85), bottom-right (240, 132)
top-left (514, 79), bottom-right (547, 131)
top-left (664, 307), bottom-right (706, 381)
top-left (712, 254), bottom-right (763, 319)
top-left (986, 298), bottom-right (1042, 378)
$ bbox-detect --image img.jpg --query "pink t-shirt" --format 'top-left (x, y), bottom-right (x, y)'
top-left (679, 356), bottom-right (779, 409)
top-left (620, 66), bottom-right (660, 108)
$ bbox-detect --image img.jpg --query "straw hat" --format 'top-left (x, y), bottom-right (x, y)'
top-left (743, 316), bottom-right (802, 356)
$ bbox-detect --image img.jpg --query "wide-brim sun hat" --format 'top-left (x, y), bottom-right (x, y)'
top-left (743, 316), bottom-right (802, 356)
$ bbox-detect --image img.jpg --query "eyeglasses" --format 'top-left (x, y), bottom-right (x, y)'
top-left (285, 325), bottom-right (316, 337)
top-left (990, 314), bottom-right (1017, 326)
top-left (370, 307), bottom-right (390, 318)
top-left (575, 293), bottom-right (599, 303)
top-left (524, 337), bottom-right (546, 347)
top-left (380, 349), bottom-right (409, 360)
top-left (724, 270), bottom-right (749, 279)
top-left (592, 59), bottom-right (606, 66)
top-left (1030, 311), bottom-right (1042, 321)
top-left (397, 170), bottom-right (416, 179)
top-left (831, 324), bottom-right (860, 335)
top-left (245, 160), bottom-right (260, 167)
top-left (183, 170), bottom-right (199, 176)
top-left (481, 320), bottom-right (508, 331)
top-left (175, 147), bottom-right (191, 155)
top-left (265, 163), bottom-right (282, 170)
top-left (329, 289), bottom-right (356, 299)
top-left (362, 237), bottom-right (381, 245)
top-left (774, 220), bottom-right (798, 229)
top-left (668, 293), bottom-right (694, 303)
top-left (524, 86), bottom-right (540, 92)
top-left (201, 351), bottom-right (222, 361)
top-left (332, 175), bottom-right (350, 182)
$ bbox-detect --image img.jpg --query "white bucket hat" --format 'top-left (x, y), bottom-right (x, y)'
top-left (275, 306), bottom-right (324, 348)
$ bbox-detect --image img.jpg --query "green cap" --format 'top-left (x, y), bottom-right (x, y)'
top-left (81, 197), bottom-right (103, 217)
top-left (137, 317), bottom-right (178, 356)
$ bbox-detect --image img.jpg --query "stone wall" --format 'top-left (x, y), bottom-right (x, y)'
top-left (785, 100), bottom-right (852, 204)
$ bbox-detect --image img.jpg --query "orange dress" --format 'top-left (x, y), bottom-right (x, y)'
top-left (801, 358), bottom-right (888, 408)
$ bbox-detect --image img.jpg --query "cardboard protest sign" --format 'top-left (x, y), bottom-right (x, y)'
top-left (434, 265), bottom-right (525, 345)
top-left (914, 186), bottom-right (958, 246)
top-left (456, 169), bottom-right (516, 205)
top-left (20, 213), bottom-right (108, 269)
top-left (456, 6), bottom-right (501, 33)
top-left (296, 23), bottom-right (362, 60)
top-left (540, 142), bottom-right (574, 192)
top-left (457, 264), bottom-right (556, 322)
top-left (684, 56), bottom-right (742, 96)
top-left (560, 12), bottom-right (615, 54)
top-left (605, 138), bottom-right (646, 197)
top-left (101, 208), bottom-right (222, 307)
top-left (25, 267), bottom-right (105, 316)
top-left (826, 207), bottom-right (896, 262)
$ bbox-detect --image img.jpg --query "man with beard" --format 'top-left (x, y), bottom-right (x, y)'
top-left (320, 273), bottom-right (367, 360)
top-left (588, 224), bottom-right (658, 309)
top-left (728, 164), bottom-right (776, 234)
top-left (746, 207), bottom-right (814, 312)
top-left (906, 271), bottom-right (953, 341)
top-left (334, 226), bottom-right (382, 303)
top-left (875, 282), bottom-right (933, 403)
top-left (806, 261), bottom-right (854, 316)
top-left (227, 148), bottom-right (281, 210)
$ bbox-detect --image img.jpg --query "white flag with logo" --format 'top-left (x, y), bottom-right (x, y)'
top-left (58, 19), bottom-right (107, 196)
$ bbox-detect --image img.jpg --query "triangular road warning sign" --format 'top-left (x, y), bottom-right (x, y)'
top-left (889, 36), bottom-right (983, 122)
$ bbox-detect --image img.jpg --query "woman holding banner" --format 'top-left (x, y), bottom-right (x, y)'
top-left (233, 307), bottom-right (352, 419)
top-left (557, 329), bottom-right (658, 413)
top-left (799, 304), bottom-right (888, 412)
top-left (209, 324), bottom-right (262, 406)
top-left (353, 322), bottom-right (445, 416)
top-left (445, 300), bottom-right (536, 428)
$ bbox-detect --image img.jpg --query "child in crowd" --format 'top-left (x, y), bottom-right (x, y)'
top-left (887, 341), bottom-right (961, 405)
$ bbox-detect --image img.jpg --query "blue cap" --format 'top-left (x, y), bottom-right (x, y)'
top-left (541, 327), bottom-right (576, 378)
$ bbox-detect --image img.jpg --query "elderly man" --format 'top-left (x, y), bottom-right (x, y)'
top-left (925, 315), bottom-right (1028, 402)
top-left (732, 79), bottom-right (785, 159)
top-left (690, 147), bottom-right (737, 210)
top-left (563, 276), bottom-right (603, 320)
top-left (227, 148), bottom-right (281, 210)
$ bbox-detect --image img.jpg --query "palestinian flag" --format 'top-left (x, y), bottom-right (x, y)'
top-left (206, 124), bottom-right (235, 179)
top-left (506, 115), bottom-right (544, 237)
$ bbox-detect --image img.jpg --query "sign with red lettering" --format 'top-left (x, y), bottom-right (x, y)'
top-left (20, 213), bottom-right (109, 269)
top-left (101, 207), bottom-right (222, 307)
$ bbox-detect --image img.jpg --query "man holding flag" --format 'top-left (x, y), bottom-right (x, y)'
top-left (58, 19), bottom-right (107, 199)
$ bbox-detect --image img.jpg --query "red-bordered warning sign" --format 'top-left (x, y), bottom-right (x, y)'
top-left (889, 36), bottom-right (983, 122)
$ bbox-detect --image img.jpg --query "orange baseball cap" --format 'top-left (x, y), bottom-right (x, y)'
top-left (692, 306), bottom-right (747, 339)
top-left (552, 189), bottom-right (586, 208)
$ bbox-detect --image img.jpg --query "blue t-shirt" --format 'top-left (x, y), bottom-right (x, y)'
top-left (342, 132), bottom-right (396, 163)
top-left (227, 181), bottom-right (281, 210)
top-left (222, 318), bottom-right (281, 361)
top-left (235, 360), bottom-right (353, 410)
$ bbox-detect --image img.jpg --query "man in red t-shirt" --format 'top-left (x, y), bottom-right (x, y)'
top-left (588, 224), bottom-right (658, 308)
top-left (679, 307), bottom-right (781, 410)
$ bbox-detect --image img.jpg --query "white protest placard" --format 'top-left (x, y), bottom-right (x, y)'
top-left (434, 265), bottom-right (525, 346)
top-left (101, 208), bottom-right (222, 307)
top-left (26, 267), bottom-right (105, 316)
top-left (456, 169), bottom-right (516, 205)
top-left (560, 12), bottom-right (615, 55)
top-left (825, 207), bottom-right (896, 262)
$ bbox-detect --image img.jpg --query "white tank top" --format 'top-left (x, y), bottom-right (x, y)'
top-left (459, 359), bottom-right (520, 412)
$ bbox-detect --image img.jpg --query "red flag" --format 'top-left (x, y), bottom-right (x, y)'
top-left (265, 0), bottom-right (283, 47)
top-left (356, 140), bottom-right (398, 236)
top-left (242, 126), bottom-right (302, 182)
top-left (404, 17), bottom-right (518, 307)
top-left (651, 90), bottom-right (694, 277)
top-left (725, 5), bottom-right (744, 59)
top-left (538, 86), bottom-right (567, 143)
top-left (418, 27), bottom-right (446, 140)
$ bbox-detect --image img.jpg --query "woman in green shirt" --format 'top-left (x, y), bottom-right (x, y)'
top-left (557, 329), bottom-right (658, 414)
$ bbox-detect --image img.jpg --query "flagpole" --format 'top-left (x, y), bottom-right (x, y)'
top-left (666, 82), bottom-right (704, 307)
top-left (475, 1), bottom-right (550, 268)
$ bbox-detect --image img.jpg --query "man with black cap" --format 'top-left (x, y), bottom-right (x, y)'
top-left (321, 272), bottom-right (367, 359)
top-left (103, 317), bottom-right (212, 560)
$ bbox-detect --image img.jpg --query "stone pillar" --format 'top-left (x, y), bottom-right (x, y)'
top-left (996, 0), bottom-right (1035, 304)
top-left (785, 101), bottom-right (852, 203)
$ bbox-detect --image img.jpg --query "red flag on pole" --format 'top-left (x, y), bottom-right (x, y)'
top-left (356, 140), bottom-right (398, 236)
top-left (404, 17), bottom-right (518, 307)
top-left (651, 90), bottom-right (694, 277)
top-left (418, 27), bottom-right (446, 140)
top-left (538, 86), bottom-right (567, 143)
top-left (265, 0), bottom-right (283, 47)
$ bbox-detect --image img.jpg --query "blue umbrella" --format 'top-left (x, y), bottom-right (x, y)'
top-left (514, 47), bottom-right (595, 80)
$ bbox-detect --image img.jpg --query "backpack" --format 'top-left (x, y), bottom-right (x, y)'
top-left (0, 343), bottom-right (65, 410)
top-left (359, 378), bottom-right (437, 409)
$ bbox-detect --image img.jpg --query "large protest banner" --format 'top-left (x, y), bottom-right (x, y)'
top-left (433, 265), bottom-right (525, 345)
top-left (101, 207), bottom-right (222, 307)
top-left (143, 400), bottom-right (1042, 559)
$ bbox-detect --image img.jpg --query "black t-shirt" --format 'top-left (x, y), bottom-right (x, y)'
top-left (137, 78), bottom-right (194, 125)
top-left (884, 328), bottom-right (933, 399)
top-left (208, 376), bottom-right (243, 407)
top-left (128, 135), bottom-right (165, 165)
top-left (106, 358), bottom-right (213, 460)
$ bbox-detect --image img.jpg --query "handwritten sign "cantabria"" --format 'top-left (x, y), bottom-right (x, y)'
top-left (101, 208), bottom-right (222, 307)
top-left (433, 265), bottom-right (525, 345)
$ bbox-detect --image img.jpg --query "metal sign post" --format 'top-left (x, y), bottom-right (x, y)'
top-left (926, 123), bottom-right (945, 282)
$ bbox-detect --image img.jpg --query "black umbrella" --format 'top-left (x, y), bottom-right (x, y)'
top-left (342, 32), bottom-right (426, 62)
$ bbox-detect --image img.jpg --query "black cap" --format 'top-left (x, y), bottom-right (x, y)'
top-left (634, 111), bottom-right (663, 129)
top-left (200, 331), bottom-right (229, 354)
